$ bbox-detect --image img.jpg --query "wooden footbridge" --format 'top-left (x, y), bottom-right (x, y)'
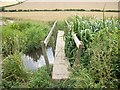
top-left (41, 20), bottom-right (83, 80)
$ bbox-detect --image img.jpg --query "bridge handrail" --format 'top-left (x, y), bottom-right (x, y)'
top-left (44, 21), bottom-right (57, 46)
top-left (72, 32), bottom-right (83, 49)
top-left (65, 19), bottom-right (83, 67)
top-left (41, 20), bottom-right (57, 75)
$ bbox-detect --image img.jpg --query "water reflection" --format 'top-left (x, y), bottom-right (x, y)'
top-left (25, 48), bottom-right (42, 61)
top-left (21, 47), bottom-right (54, 71)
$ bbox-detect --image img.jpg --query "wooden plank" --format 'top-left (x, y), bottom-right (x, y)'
top-left (52, 31), bottom-right (70, 80)
top-left (72, 32), bottom-right (82, 49)
top-left (44, 21), bottom-right (57, 46)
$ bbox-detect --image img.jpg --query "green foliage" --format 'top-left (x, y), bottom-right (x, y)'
top-left (2, 17), bottom-right (119, 88)
top-left (67, 67), bottom-right (95, 88)
top-left (2, 21), bottom-right (50, 56)
top-left (0, 7), bottom-right (5, 11)
top-left (65, 16), bottom-right (119, 88)
top-left (57, 21), bottom-right (66, 30)
top-left (65, 28), bottom-right (77, 66)
top-left (28, 66), bottom-right (95, 88)
top-left (73, 16), bottom-right (78, 33)
top-left (0, 26), bottom-right (2, 54)
top-left (28, 66), bottom-right (53, 88)
top-left (2, 53), bottom-right (29, 89)
top-left (88, 28), bottom-right (119, 88)
top-left (2, 20), bottom-right (51, 88)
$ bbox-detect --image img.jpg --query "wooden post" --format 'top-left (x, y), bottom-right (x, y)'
top-left (74, 46), bottom-right (82, 67)
top-left (72, 33), bottom-right (83, 67)
top-left (41, 41), bottom-right (50, 75)
top-left (51, 36), bottom-right (55, 55)
top-left (53, 23), bottom-right (58, 56)
top-left (53, 22), bottom-right (58, 46)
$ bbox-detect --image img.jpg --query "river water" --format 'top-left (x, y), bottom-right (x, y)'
top-left (21, 47), bottom-right (54, 71)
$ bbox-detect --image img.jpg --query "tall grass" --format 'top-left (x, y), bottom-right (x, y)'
top-left (2, 21), bottom-right (50, 56)
top-left (2, 52), bottom-right (29, 89)
top-left (88, 28), bottom-right (119, 88)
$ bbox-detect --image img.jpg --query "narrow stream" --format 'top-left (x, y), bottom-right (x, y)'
top-left (1, 19), bottom-right (54, 71)
top-left (21, 47), bottom-right (54, 71)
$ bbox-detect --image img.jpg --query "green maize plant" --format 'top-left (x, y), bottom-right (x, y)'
top-left (65, 15), bottom-right (119, 88)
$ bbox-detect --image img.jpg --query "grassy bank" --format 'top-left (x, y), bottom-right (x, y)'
top-left (2, 20), bottom-right (51, 56)
top-left (2, 20), bottom-right (52, 88)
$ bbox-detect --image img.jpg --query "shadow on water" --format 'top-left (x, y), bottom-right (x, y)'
top-left (21, 47), bottom-right (54, 71)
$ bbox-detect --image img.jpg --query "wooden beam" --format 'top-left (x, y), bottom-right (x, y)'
top-left (72, 32), bottom-right (82, 49)
top-left (52, 31), bottom-right (70, 80)
top-left (44, 21), bottom-right (57, 46)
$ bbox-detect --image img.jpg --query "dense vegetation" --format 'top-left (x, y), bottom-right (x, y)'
top-left (1, 20), bottom-right (51, 88)
top-left (65, 16), bottom-right (119, 88)
top-left (1, 16), bottom-right (119, 89)
top-left (2, 21), bottom-right (50, 56)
